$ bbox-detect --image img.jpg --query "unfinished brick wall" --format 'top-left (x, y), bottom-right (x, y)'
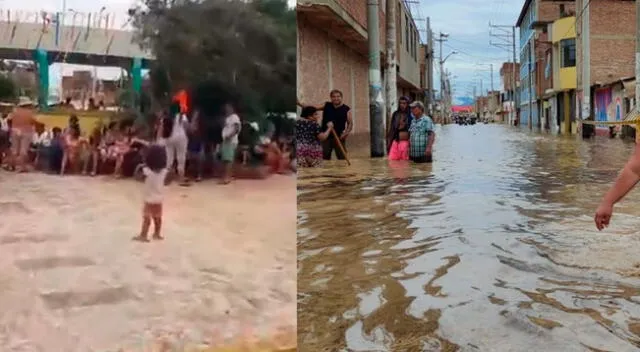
top-left (590, 0), bottom-right (636, 84)
top-left (332, 0), bottom-right (386, 51)
top-left (500, 63), bottom-right (520, 92)
top-left (538, 0), bottom-right (575, 23)
top-left (297, 15), bottom-right (370, 143)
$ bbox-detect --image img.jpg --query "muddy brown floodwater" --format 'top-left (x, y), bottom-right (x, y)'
top-left (298, 124), bottom-right (640, 351)
top-left (0, 173), bottom-right (296, 351)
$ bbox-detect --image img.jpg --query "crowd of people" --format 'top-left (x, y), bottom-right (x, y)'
top-left (0, 97), bottom-right (295, 184)
top-left (0, 97), bottom-right (295, 242)
top-left (295, 91), bottom-right (436, 167)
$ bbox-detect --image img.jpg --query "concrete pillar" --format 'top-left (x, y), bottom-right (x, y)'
top-left (131, 57), bottom-right (142, 94)
top-left (34, 49), bottom-right (49, 111)
top-left (563, 91), bottom-right (570, 134)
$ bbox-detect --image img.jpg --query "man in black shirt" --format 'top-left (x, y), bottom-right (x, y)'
top-left (297, 89), bottom-right (353, 160)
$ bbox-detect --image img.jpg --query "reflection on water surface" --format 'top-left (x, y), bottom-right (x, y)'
top-left (298, 125), bottom-right (640, 351)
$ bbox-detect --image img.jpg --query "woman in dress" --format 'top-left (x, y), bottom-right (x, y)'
top-left (296, 106), bottom-right (333, 168)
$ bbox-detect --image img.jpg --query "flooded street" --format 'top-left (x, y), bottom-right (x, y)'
top-left (298, 124), bottom-right (640, 351)
top-left (0, 173), bottom-right (296, 351)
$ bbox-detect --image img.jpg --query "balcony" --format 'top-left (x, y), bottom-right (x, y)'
top-left (551, 16), bottom-right (575, 43)
top-left (297, 0), bottom-right (368, 55)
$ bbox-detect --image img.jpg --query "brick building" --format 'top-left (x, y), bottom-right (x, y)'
top-left (499, 62), bottom-right (520, 125)
top-left (297, 0), bottom-right (423, 145)
top-left (516, 0), bottom-right (574, 129)
top-left (575, 0), bottom-right (636, 128)
top-left (61, 71), bottom-right (119, 107)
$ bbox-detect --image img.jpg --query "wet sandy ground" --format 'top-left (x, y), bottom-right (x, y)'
top-left (298, 125), bottom-right (640, 351)
top-left (0, 172), bottom-right (296, 351)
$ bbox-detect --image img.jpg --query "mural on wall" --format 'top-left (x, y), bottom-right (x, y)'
top-left (594, 86), bottom-right (625, 130)
top-left (595, 87), bottom-right (612, 123)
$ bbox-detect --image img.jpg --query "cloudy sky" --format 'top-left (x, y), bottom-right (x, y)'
top-left (411, 0), bottom-right (523, 105)
top-left (0, 0), bottom-right (296, 97)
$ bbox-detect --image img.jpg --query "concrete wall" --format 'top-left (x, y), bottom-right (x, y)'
top-left (396, 0), bottom-right (420, 89)
top-left (297, 0), bottom-right (424, 146)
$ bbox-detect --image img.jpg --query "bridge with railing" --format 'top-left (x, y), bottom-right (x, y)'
top-left (0, 9), bottom-right (154, 107)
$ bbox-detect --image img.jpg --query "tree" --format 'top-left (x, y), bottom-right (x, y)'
top-left (130, 0), bottom-right (295, 130)
top-left (0, 74), bottom-right (17, 102)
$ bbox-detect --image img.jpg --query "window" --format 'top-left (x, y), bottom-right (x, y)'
top-left (405, 14), bottom-right (409, 51)
top-left (411, 29), bottom-right (415, 58)
top-left (560, 38), bottom-right (576, 67)
top-left (398, 3), bottom-right (402, 45)
top-left (413, 28), bottom-right (420, 60)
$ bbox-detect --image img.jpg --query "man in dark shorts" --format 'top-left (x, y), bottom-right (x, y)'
top-left (297, 89), bottom-right (353, 160)
top-left (408, 101), bottom-right (436, 163)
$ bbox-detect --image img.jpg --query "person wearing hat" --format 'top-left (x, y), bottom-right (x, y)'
top-left (7, 97), bottom-right (37, 172)
top-left (408, 101), bottom-right (436, 163)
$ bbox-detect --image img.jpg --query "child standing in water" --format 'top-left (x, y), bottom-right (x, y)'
top-left (133, 145), bottom-right (168, 242)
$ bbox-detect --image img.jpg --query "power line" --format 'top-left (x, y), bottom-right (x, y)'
top-left (560, 0), bottom-right (594, 39)
top-left (443, 43), bottom-right (507, 61)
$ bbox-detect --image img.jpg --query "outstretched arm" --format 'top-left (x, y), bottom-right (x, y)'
top-left (595, 142), bottom-right (640, 230)
top-left (600, 142), bottom-right (640, 206)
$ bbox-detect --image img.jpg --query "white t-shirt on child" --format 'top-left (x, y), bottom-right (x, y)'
top-left (142, 167), bottom-right (168, 204)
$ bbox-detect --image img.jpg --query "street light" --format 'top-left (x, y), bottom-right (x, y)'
top-left (442, 51), bottom-right (458, 64)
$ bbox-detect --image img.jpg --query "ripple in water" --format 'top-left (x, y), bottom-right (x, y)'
top-left (298, 125), bottom-right (640, 351)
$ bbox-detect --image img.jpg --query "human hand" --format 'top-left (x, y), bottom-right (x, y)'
top-left (340, 132), bottom-right (349, 140)
top-left (594, 201), bottom-right (614, 231)
top-left (327, 122), bottom-right (334, 129)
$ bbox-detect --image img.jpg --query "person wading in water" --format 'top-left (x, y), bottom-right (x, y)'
top-left (297, 89), bottom-right (353, 160)
top-left (387, 96), bottom-right (412, 161)
top-left (408, 101), bottom-right (436, 163)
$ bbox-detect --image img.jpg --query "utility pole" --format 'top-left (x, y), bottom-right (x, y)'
top-left (426, 18), bottom-right (434, 114)
top-left (473, 85), bottom-right (477, 116)
top-left (367, 0), bottom-right (385, 157)
top-left (480, 79), bottom-right (484, 117)
top-left (490, 63), bottom-right (495, 121)
top-left (512, 26), bottom-right (517, 125)
top-left (581, 0), bottom-right (591, 122)
top-left (490, 22), bottom-right (519, 125)
top-left (385, 0), bottom-right (397, 137)
top-left (635, 0), bottom-right (640, 142)
top-left (435, 33), bottom-right (448, 120)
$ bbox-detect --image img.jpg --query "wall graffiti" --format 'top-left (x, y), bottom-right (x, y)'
top-left (594, 87), bottom-right (612, 123)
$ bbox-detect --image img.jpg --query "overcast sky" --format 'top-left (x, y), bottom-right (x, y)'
top-left (0, 0), bottom-right (296, 97)
top-left (411, 0), bottom-right (523, 105)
